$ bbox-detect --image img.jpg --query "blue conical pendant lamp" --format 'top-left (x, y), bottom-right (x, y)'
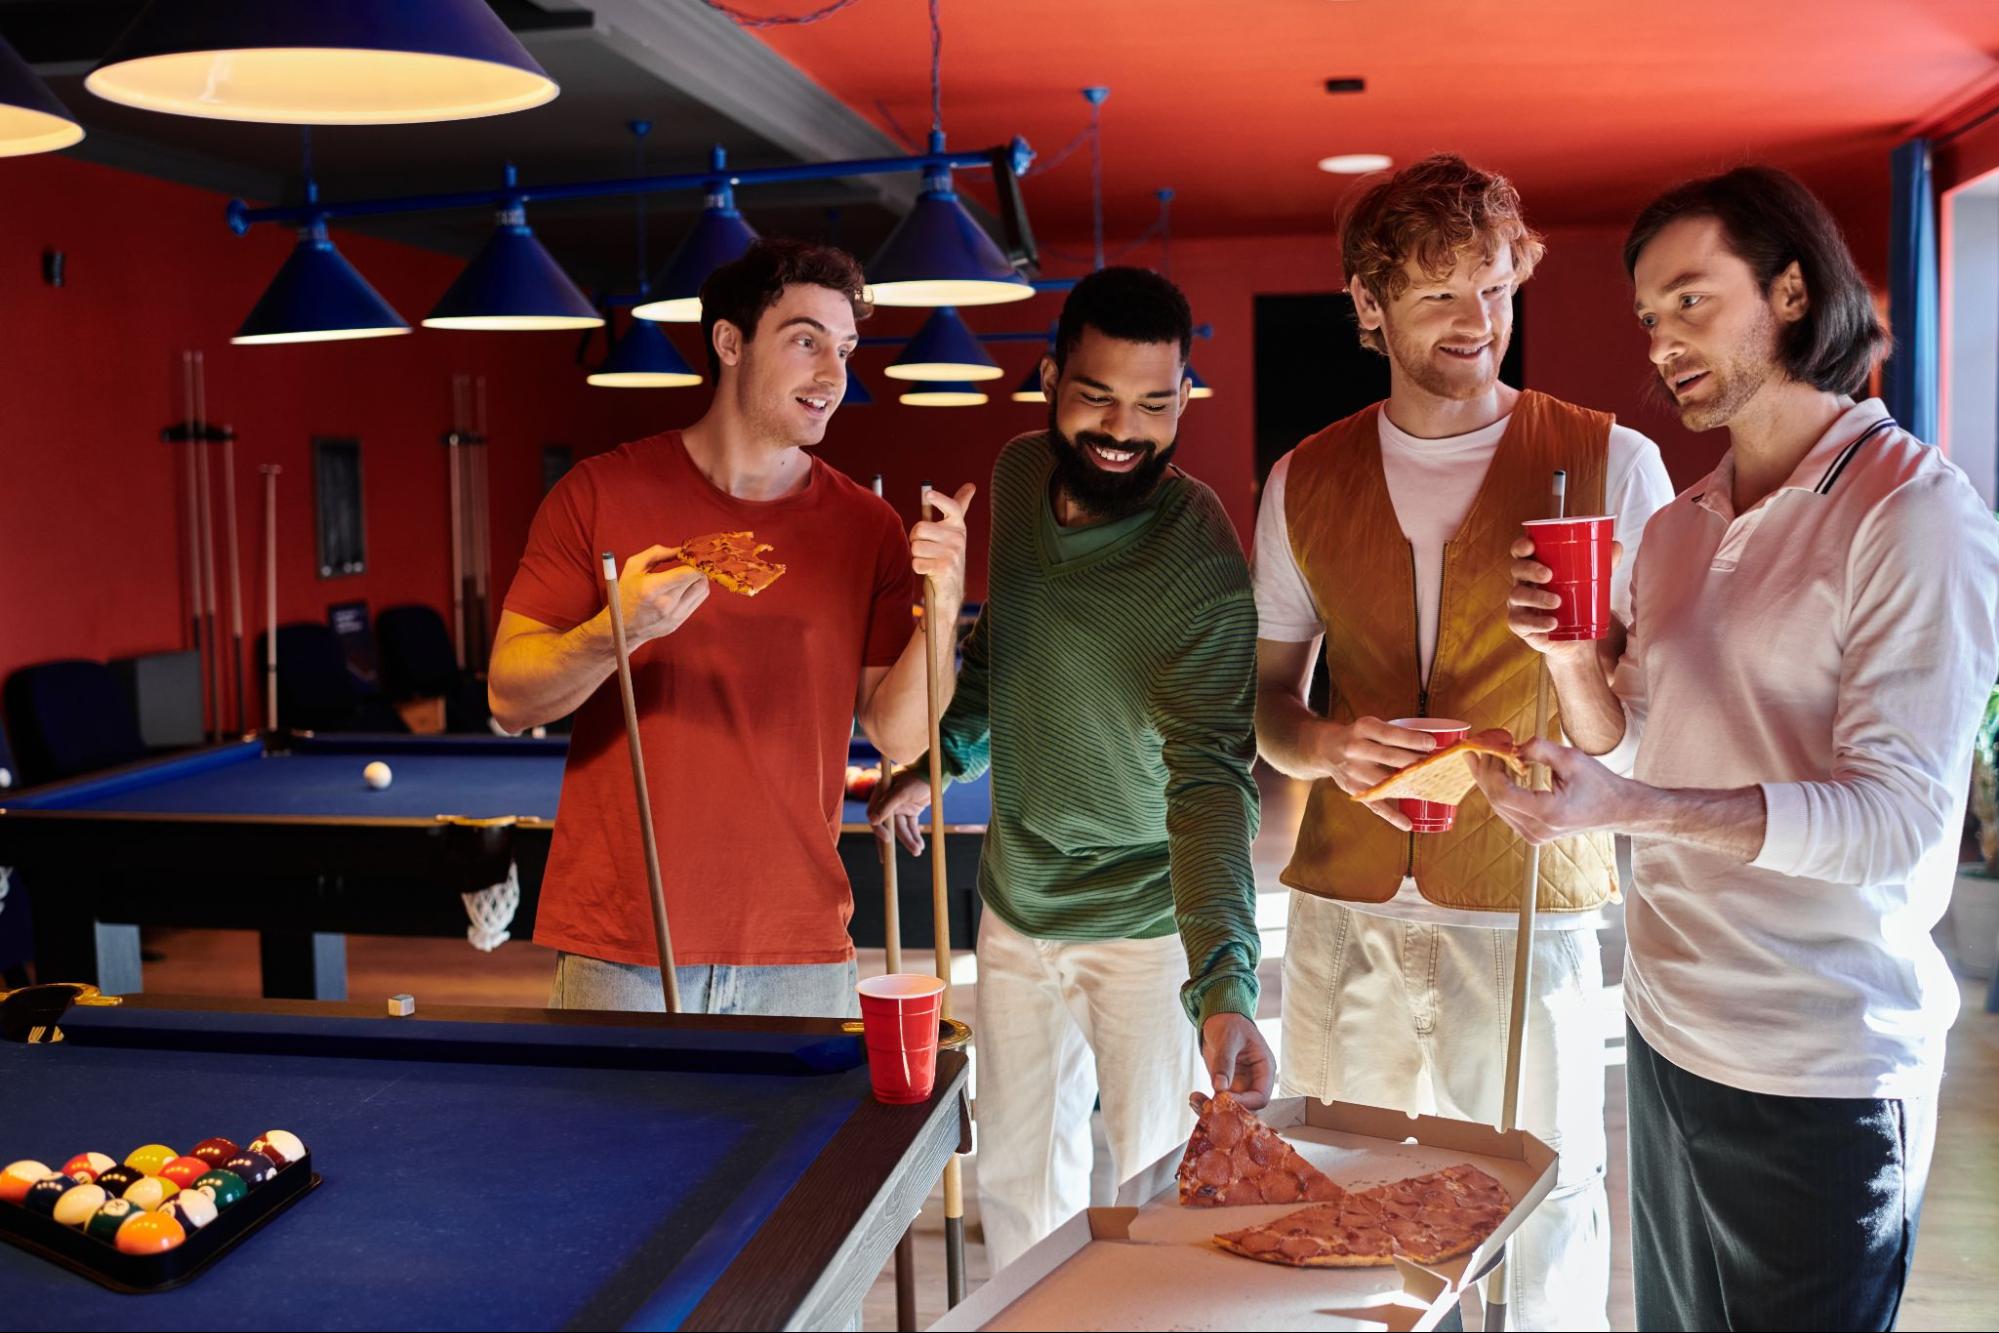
top-left (1010, 362), bottom-right (1047, 403)
top-left (1185, 364), bottom-right (1214, 399)
top-left (843, 370), bottom-right (875, 406)
top-left (86, 0), bottom-right (557, 125)
top-left (886, 307), bottom-right (1003, 382)
top-left (425, 204), bottom-right (602, 331)
top-left (632, 188), bottom-right (759, 323)
top-left (1, 35), bottom-right (83, 156)
top-left (233, 220), bottom-right (410, 345)
top-left (900, 380), bottom-right (988, 407)
top-left (868, 171), bottom-right (1033, 308)
top-left (588, 318), bottom-right (701, 388)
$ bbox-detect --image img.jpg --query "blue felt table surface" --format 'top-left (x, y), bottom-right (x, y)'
top-left (0, 1008), bottom-right (873, 1330)
top-left (3, 736), bottom-right (989, 830)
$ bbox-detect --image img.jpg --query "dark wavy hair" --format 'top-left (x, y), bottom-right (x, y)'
top-left (698, 238), bottom-right (871, 379)
top-left (1051, 266), bottom-right (1193, 370)
top-left (1623, 166), bottom-right (1886, 396)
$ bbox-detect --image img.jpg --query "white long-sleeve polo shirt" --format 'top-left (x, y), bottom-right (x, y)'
top-left (1613, 398), bottom-right (1999, 1099)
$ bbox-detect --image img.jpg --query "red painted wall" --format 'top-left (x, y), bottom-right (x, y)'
top-left (2, 155), bottom-right (1891, 716)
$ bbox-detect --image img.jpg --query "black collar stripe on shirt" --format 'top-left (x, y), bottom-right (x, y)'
top-left (1814, 418), bottom-right (1897, 495)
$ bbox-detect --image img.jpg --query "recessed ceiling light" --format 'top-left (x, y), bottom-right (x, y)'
top-left (1318, 153), bottom-right (1393, 175)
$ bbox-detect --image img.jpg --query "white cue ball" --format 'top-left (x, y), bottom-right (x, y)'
top-left (363, 761), bottom-right (393, 790)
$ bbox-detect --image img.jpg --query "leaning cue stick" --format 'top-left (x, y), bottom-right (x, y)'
top-left (601, 553), bottom-right (681, 1015)
top-left (221, 420), bottom-right (246, 735)
top-left (261, 465), bottom-right (281, 733)
top-left (921, 482), bottom-right (968, 1308)
top-left (873, 476), bottom-right (905, 977)
top-left (875, 475), bottom-right (918, 1330)
top-left (1484, 468), bottom-right (1566, 1333)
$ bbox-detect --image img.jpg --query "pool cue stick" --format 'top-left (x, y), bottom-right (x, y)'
top-left (179, 352), bottom-right (207, 735)
top-left (448, 377), bottom-right (467, 667)
top-left (601, 552), bottom-right (681, 1015)
top-left (194, 364), bottom-right (222, 743)
top-left (875, 475), bottom-right (916, 1331)
top-left (872, 476), bottom-right (905, 977)
top-left (216, 374), bottom-right (246, 735)
top-left (261, 465), bottom-right (281, 733)
top-left (1484, 468), bottom-right (1566, 1333)
top-left (921, 482), bottom-right (968, 1309)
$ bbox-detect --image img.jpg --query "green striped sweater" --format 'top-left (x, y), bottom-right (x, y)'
top-left (935, 433), bottom-right (1262, 1026)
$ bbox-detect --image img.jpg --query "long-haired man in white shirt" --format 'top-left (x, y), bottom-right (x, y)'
top-left (1478, 164), bottom-right (1999, 1331)
top-left (1251, 154), bottom-right (1675, 1330)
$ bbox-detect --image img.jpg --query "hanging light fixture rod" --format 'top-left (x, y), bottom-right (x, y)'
top-left (857, 322), bottom-right (1210, 349)
top-left (227, 138), bottom-right (1036, 235)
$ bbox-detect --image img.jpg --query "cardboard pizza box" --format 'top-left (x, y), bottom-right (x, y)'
top-left (930, 1097), bottom-right (1556, 1332)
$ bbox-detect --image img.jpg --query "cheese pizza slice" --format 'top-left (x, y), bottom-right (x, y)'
top-left (1352, 729), bottom-right (1527, 807)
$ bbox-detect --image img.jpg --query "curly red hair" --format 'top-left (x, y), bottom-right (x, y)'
top-left (1339, 154), bottom-right (1544, 354)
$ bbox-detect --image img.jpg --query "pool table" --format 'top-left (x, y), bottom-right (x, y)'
top-left (0, 734), bottom-right (989, 1000)
top-left (0, 987), bottom-right (971, 1331)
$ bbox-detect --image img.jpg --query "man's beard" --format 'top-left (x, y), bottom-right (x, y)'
top-left (1386, 317), bottom-right (1510, 401)
top-left (1657, 304), bottom-right (1781, 432)
top-left (1046, 413), bottom-right (1179, 521)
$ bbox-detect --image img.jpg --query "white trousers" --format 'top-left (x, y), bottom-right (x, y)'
top-left (973, 909), bottom-right (1206, 1272)
top-left (1281, 892), bottom-right (1612, 1332)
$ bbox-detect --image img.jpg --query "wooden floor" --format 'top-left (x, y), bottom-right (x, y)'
top-left (123, 768), bottom-right (1999, 1330)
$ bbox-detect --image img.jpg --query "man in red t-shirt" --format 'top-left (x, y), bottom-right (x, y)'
top-left (489, 239), bottom-right (975, 1017)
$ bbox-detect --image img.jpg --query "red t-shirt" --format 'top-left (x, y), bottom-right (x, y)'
top-left (503, 431), bottom-right (916, 966)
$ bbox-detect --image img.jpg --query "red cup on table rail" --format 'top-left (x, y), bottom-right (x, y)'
top-left (1387, 718), bottom-right (1470, 833)
top-left (856, 973), bottom-right (946, 1104)
top-left (1522, 515), bottom-right (1616, 641)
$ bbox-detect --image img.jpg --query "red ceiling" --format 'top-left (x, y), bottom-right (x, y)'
top-left (752, 0), bottom-right (1999, 244)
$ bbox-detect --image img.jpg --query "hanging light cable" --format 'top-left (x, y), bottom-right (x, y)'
top-left (866, 0), bottom-right (1033, 307)
top-left (592, 121), bottom-right (700, 387)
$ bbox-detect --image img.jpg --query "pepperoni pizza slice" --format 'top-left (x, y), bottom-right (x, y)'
top-left (663, 530), bottom-right (787, 597)
top-left (1176, 1091), bottom-right (1346, 1208)
top-left (1211, 1163), bottom-right (1512, 1268)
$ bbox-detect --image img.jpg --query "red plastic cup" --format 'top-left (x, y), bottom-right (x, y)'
top-left (1388, 718), bottom-right (1469, 833)
top-left (856, 974), bottom-right (947, 1105)
top-left (1523, 516), bottom-right (1616, 642)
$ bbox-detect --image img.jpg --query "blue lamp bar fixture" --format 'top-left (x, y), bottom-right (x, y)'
top-left (900, 380), bottom-right (989, 408)
top-left (1, 35), bottom-right (84, 156)
top-left (886, 307), bottom-right (1004, 382)
top-left (424, 199), bottom-right (602, 332)
top-left (85, 0), bottom-right (558, 125)
top-left (868, 138), bottom-right (1034, 309)
top-left (1010, 361), bottom-right (1048, 403)
top-left (588, 318), bottom-right (701, 388)
top-left (632, 154), bottom-right (760, 323)
top-left (232, 219), bottom-right (410, 345)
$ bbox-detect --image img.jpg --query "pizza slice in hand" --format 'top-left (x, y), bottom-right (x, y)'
top-left (1352, 728), bottom-right (1527, 807)
top-left (662, 530), bottom-right (787, 597)
top-left (1177, 1091), bottom-right (1346, 1207)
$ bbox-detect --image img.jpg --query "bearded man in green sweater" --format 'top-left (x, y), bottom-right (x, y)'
top-left (870, 266), bottom-right (1272, 1271)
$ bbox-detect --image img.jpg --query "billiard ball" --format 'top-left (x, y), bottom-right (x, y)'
top-left (159, 1156), bottom-right (210, 1189)
top-left (92, 1164), bottom-right (144, 1197)
top-left (123, 1143), bottom-right (178, 1176)
top-left (114, 1209), bottom-right (186, 1255)
top-left (222, 1151), bottom-right (276, 1189)
top-left (51, 1182), bottom-right (107, 1227)
top-left (163, 1189), bottom-right (217, 1232)
top-left (24, 1175), bottom-right (78, 1215)
top-left (122, 1175), bottom-right (180, 1211)
top-left (0, 1160), bottom-right (53, 1204)
top-left (363, 761), bottom-right (393, 789)
top-left (248, 1130), bottom-right (306, 1167)
top-left (61, 1152), bottom-right (115, 1182)
top-left (191, 1169), bottom-right (247, 1210)
top-left (84, 1197), bottom-right (139, 1243)
top-left (189, 1137), bottom-right (240, 1168)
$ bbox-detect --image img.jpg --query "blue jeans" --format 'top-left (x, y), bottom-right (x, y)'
top-left (549, 951), bottom-right (860, 1019)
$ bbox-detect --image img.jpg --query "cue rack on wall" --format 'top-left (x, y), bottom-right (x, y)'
top-left (166, 348), bottom-right (246, 742)
top-left (446, 374), bottom-right (493, 674)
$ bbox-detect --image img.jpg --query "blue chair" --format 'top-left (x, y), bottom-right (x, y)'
top-left (259, 623), bottom-right (406, 734)
top-left (375, 604), bottom-right (490, 734)
top-left (2, 659), bottom-right (148, 785)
